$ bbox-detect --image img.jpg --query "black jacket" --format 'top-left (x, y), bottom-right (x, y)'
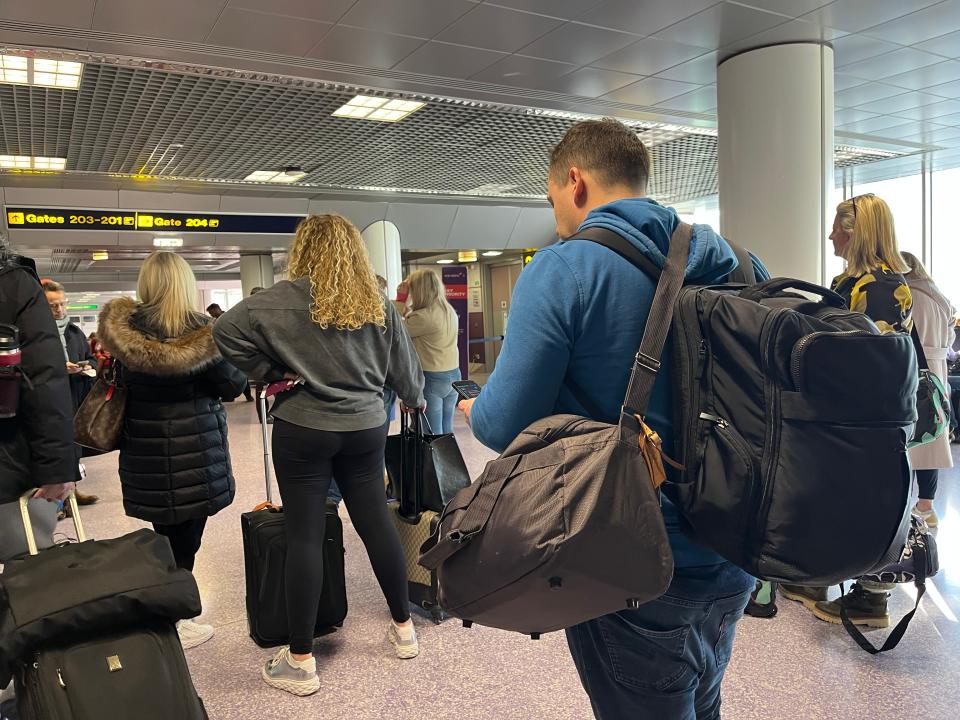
top-left (0, 259), bottom-right (76, 503)
top-left (63, 321), bottom-right (95, 410)
top-left (98, 298), bottom-right (247, 525)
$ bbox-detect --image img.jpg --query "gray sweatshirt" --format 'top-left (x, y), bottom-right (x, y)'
top-left (213, 278), bottom-right (425, 432)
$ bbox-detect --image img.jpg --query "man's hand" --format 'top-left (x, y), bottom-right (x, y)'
top-left (34, 481), bottom-right (77, 502)
top-left (458, 396), bottom-right (476, 426)
top-left (66, 361), bottom-right (83, 375)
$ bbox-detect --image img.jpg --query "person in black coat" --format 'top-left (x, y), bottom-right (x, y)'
top-left (98, 251), bottom-right (247, 650)
top-left (0, 238), bottom-right (77, 504)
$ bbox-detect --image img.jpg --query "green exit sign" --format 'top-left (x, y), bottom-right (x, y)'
top-left (67, 304), bottom-right (98, 310)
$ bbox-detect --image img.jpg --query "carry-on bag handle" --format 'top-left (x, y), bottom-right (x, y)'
top-left (18, 489), bottom-right (86, 556)
top-left (259, 388), bottom-right (274, 505)
top-left (738, 278), bottom-right (846, 308)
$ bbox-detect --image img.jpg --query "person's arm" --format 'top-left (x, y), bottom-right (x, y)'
top-left (385, 302), bottom-right (426, 408)
top-left (213, 303), bottom-right (286, 382)
top-left (470, 250), bottom-right (577, 453)
top-left (204, 356), bottom-right (250, 400)
top-left (403, 309), bottom-right (431, 339)
top-left (12, 271), bottom-right (76, 486)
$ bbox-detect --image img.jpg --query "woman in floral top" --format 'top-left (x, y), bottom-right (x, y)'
top-left (782, 193), bottom-right (912, 630)
top-left (828, 193), bottom-right (913, 334)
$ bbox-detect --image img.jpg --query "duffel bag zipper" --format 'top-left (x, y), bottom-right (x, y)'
top-left (790, 330), bottom-right (872, 391)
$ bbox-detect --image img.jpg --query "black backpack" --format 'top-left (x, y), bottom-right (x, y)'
top-left (577, 229), bottom-right (915, 586)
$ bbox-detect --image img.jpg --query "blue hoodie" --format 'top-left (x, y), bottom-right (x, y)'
top-left (471, 197), bottom-right (769, 568)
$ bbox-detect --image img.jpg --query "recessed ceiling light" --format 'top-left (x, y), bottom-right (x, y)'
top-left (91, 251), bottom-right (109, 261)
top-left (436, 259), bottom-right (454, 265)
top-left (0, 155), bottom-right (66, 170)
top-left (458, 250), bottom-right (478, 263)
top-left (154, 237), bottom-right (183, 248)
top-left (482, 251), bottom-right (503, 257)
top-left (243, 169), bottom-right (306, 183)
top-left (0, 55), bottom-right (82, 89)
top-left (332, 95), bottom-right (424, 122)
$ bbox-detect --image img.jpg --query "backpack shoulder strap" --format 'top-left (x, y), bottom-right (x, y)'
top-left (726, 241), bottom-right (757, 285)
top-left (572, 226), bottom-right (661, 280)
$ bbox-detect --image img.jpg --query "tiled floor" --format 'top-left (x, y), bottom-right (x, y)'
top-left (62, 403), bottom-right (960, 719)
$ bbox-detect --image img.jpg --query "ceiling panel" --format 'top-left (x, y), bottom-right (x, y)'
top-left (861, 0), bottom-right (960, 46)
top-left (653, 51), bottom-right (718, 84)
top-left (891, 99), bottom-right (960, 121)
top-left (800, 0), bottom-right (941, 34)
top-left (834, 73), bottom-right (867, 91)
top-left (485, 0), bottom-right (596, 20)
top-left (471, 55), bottom-right (577, 86)
top-left (732, 0), bottom-right (830, 16)
top-left (927, 78), bottom-right (960, 98)
top-left (540, 67), bottom-right (643, 98)
top-left (91, 0), bottom-right (226, 43)
top-left (603, 77), bottom-right (700, 105)
top-left (835, 108), bottom-right (879, 124)
top-left (867, 121), bottom-right (948, 140)
top-left (592, 36), bottom-right (709, 76)
top-left (839, 48), bottom-right (944, 80)
top-left (436, 4), bottom-right (565, 53)
top-left (935, 111), bottom-right (960, 124)
top-left (226, 0), bottom-right (356, 23)
top-left (855, 91), bottom-right (945, 114)
top-left (720, 19), bottom-right (845, 60)
top-left (902, 125), bottom-right (960, 144)
top-left (582, 0), bottom-right (717, 37)
top-left (339, 0), bottom-right (477, 39)
top-left (0, 0), bottom-right (96, 27)
top-left (305, 25), bottom-right (425, 68)
top-left (446, 206), bottom-right (521, 249)
top-left (836, 82), bottom-right (906, 107)
top-left (207, 8), bottom-right (331, 55)
top-left (915, 29), bottom-right (960, 59)
top-left (828, 33), bottom-right (901, 67)
top-left (656, 85), bottom-right (717, 112)
top-left (883, 61), bottom-right (960, 91)
top-left (518, 23), bottom-right (638, 66)
top-left (836, 115), bottom-right (913, 134)
top-left (653, 2), bottom-right (790, 50)
top-left (393, 41), bottom-right (506, 78)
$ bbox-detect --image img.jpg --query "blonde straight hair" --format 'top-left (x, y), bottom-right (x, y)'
top-left (409, 269), bottom-right (454, 316)
top-left (835, 194), bottom-right (909, 276)
top-left (137, 251), bottom-right (200, 337)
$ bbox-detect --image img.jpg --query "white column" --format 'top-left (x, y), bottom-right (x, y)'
top-left (361, 220), bottom-right (402, 292)
top-left (239, 254), bottom-right (274, 297)
top-left (718, 43), bottom-right (834, 283)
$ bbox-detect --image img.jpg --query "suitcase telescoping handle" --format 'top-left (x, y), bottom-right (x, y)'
top-left (18, 489), bottom-right (86, 556)
top-left (259, 388), bottom-right (274, 505)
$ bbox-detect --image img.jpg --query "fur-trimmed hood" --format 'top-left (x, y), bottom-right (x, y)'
top-left (99, 297), bottom-right (221, 376)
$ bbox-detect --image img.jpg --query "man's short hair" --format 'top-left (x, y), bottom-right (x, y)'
top-left (206, 303), bottom-right (222, 313)
top-left (41, 279), bottom-right (65, 293)
top-left (549, 118), bottom-right (651, 191)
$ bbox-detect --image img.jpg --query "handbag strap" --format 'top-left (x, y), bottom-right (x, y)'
top-left (840, 541), bottom-right (929, 654)
top-left (571, 223), bottom-right (691, 418)
top-left (910, 325), bottom-right (931, 372)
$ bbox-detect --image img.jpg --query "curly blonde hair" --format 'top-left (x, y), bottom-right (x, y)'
top-left (287, 214), bottom-right (386, 330)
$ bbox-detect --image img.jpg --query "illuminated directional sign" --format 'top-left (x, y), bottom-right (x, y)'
top-left (5, 208), bottom-right (304, 234)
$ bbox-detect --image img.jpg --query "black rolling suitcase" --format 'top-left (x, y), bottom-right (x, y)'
top-left (388, 411), bottom-right (444, 623)
top-left (6, 493), bottom-right (207, 720)
top-left (241, 393), bottom-right (348, 648)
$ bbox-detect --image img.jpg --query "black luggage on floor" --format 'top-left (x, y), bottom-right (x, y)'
top-left (241, 393), bottom-right (348, 648)
top-left (388, 411), bottom-right (444, 623)
top-left (15, 622), bottom-right (207, 720)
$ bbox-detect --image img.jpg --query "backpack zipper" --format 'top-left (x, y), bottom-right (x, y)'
top-left (790, 330), bottom-right (872, 391)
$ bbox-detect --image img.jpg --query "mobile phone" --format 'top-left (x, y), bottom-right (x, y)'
top-left (77, 360), bottom-right (92, 368)
top-left (264, 377), bottom-right (304, 398)
top-left (452, 380), bottom-right (482, 401)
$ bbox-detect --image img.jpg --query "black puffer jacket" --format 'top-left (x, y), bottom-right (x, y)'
top-left (0, 256), bottom-right (76, 503)
top-left (98, 298), bottom-right (247, 524)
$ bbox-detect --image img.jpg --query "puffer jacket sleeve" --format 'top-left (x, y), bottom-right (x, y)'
top-left (9, 269), bottom-right (76, 485)
top-left (203, 356), bottom-right (249, 401)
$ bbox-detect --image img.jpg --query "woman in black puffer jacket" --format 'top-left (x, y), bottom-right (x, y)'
top-left (98, 251), bottom-right (246, 649)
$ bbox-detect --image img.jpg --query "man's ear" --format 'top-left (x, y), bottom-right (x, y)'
top-left (570, 167), bottom-right (588, 207)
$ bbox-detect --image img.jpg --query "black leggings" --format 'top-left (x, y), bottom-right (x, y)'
top-left (917, 469), bottom-right (939, 501)
top-left (272, 419), bottom-right (410, 654)
top-left (153, 517), bottom-right (208, 572)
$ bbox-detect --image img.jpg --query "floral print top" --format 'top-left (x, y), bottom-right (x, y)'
top-left (831, 264), bottom-right (913, 334)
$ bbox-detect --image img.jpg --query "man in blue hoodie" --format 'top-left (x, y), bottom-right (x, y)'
top-left (460, 119), bottom-right (762, 720)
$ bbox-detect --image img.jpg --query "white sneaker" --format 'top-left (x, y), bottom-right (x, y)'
top-left (261, 647), bottom-right (320, 696)
top-left (914, 505), bottom-right (939, 529)
top-left (388, 620), bottom-right (419, 659)
top-left (177, 619), bottom-right (215, 650)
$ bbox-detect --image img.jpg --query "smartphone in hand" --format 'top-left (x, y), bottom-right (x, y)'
top-left (452, 380), bottom-right (482, 402)
top-left (264, 377), bottom-right (304, 398)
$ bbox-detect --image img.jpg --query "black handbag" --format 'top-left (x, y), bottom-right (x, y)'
top-left (0, 492), bottom-right (201, 688)
top-left (842, 514), bottom-right (939, 654)
top-left (908, 326), bottom-right (950, 448)
top-left (385, 412), bottom-right (470, 513)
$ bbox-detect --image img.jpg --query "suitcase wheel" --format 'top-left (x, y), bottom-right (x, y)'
top-left (462, 620), bottom-right (473, 629)
top-left (530, 632), bottom-right (541, 640)
top-left (626, 597), bottom-right (642, 610)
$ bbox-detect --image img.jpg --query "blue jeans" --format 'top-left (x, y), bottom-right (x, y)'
top-left (423, 368), bottom-right (461, 435)
top-left (566, 562), bottom-right (753, 720)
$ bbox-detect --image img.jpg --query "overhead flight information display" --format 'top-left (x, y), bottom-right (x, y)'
top-left (5, 208), bottom-right (304, 234)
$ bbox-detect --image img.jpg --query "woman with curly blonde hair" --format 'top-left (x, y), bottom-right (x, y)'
top-left (214, 214), bottom-right (426, 696)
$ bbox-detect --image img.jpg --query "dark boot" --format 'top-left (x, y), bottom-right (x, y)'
top-left (812, 582), bottom-right (890, 628)
top-left (780, 584), bottom-right (828, 610)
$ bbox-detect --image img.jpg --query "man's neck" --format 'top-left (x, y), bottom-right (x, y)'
top-left (584, 186), bottom-right (645, 215)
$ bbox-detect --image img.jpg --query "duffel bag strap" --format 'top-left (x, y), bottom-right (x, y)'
top-left (840, 542), bottom-right (929, 655)
top-left (622, 222), bottom-right (691, 418)
top-left (418, 455), bottom-right (522, 570)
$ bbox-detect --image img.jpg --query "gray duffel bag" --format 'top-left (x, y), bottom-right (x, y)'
top-left (418, 224), bottom-right (693, 636)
